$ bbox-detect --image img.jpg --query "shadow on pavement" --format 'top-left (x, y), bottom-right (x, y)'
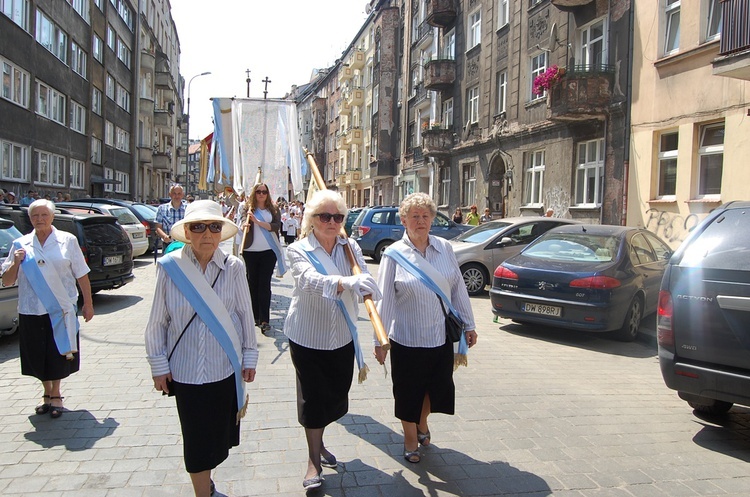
top-left (690, 407), bottom-right (750, 461)
top-left (328, 413), bottom-right (552, 496)
top-left (90, 293), bottom-right (144, 315)
top-left (0, 331), bottom-right (19, 363)
top-left (24, 409), bottom-right (120, 451)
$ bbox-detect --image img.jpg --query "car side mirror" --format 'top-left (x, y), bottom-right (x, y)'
top-left (498, 236), bottom-right (514, 247)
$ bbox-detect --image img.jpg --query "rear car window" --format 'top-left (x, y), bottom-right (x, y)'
top-left (0, 224), bottom-right (22, 258)
top-left (370, 211), bottom-right (391, 225)
top-left (84, 222), bottom-right (128, 246)
top-left (525, 234), bottom-right (619, 262)
top-left (680, 209), bottom-right (750, 270)
top-left (108, 207), bottom-right (139, 225)
top-left (132, 204), bottom-right (157, 220)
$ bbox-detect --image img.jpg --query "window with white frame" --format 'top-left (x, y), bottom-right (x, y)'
top-left (94, 0), bottom-right (101, 9)
top-left (580, 19), bottom-right (607, 70)
top-left (2, 0), bottom-right (30, 32)
top-left (91, 137), bottom-right (102, 164)
top-left (116, 84), bottom-right (130, 112)
top-left (115, 126), bottom-right (130, 152)
top-left (704, 0), bottom-right (722, 42)
top-left (657, 131), bottom-right (678, 197)
top-left (530, 52), bottom-right (547, 100)
top-left (115, 170), bottom-right (129, 193)
top-left (575, 138), bottom-right (604, 206)
top-left (439, 166), bottom-right (450, 206)
top-left (70, 100), bottom-right (85, 134)
top-left (524, 150), bottom-right (545, 205)
top-left (93, 34), bottom-right (103, 63)
top-left (103, 166), bottom-right (114, 192)
top-left (462, 163), bottom-right (477, 206)
top-left (70, 159), bottom-right (84, 188)
top-left (116, 0), bottom-right (133, 31)
top-left (443, 29), bottom-right (455, 59)
top-left (36, 80), bottom-right (66, 125)
top-left (68, 0), bottom-right (89, 23)
top-left (70, 41), bottom-right (86, 78)
top-left (116, 38), bottom-right (131, 68)
top-left (496, 71), bottom-right (507, 114)
top-left (106, 24), bottom-right (115, 51)
top-left (1, 139), bottom-right (30, 181)
top-left (664, 0), bottom-right (680, 55)
top-left (2, 57), bottom-right (30, 108)
top-left (35, 150), bottom-right (65, 186)
top-left (442, 97), bottom-right (453, 128)
top-left (497, 0), bottom-right (509, 28)
top-left (468, 9), bottom-right (481, 50)
top-left (106, 73), bottom-right (115, 99)
top-left (105, 120), bottom-right (114, 146)
top-left (92, 86), bottom-right (102, 115)
top-left (467, 85), bottom-right (479, 124)
top-left (697, 123), bottom-right (724, 197)
top-left (35, 10), bottom-right (68, 64)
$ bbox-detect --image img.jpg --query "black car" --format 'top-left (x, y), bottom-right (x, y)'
top-left (657, 201), bottom-right (750, 414)
top-left (60, 198), bottom-right (160, 252)
top-left (490, 224), bottom-right (672, 341)
top-left (344, 208), bottom-right (363, 237)
top-left (0, 205), bottom-right (134, 293)
top-left (0, 218), bottom-right (21, 335)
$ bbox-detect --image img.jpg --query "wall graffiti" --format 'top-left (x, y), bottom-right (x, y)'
top-left (644, 208), bottom-right (703, 244)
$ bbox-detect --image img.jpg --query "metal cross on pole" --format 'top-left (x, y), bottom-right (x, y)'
top-left (245, 68), bottom-right (251, 98)
top-left (262, 77), bottom-right (271, 99)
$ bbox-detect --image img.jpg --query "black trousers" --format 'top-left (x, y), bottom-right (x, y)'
top-left (242, 249), bottom-right (276, 325)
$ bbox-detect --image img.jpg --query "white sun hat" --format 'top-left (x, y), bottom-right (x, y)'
top-left (170, 200), bottom-right (238, 243)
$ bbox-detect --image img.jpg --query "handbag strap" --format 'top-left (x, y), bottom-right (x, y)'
top-left (167, 255), bottom-right (228, 361)
top-left (436, 293), bottom-right (449, 318)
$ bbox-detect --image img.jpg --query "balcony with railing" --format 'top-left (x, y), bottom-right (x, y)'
top-left (339, 98), bottom-right (351, 115)
top-left (550, 0), bottom-right (594, 11)
top-left (547, 65), bottom-right (614, 121)
top-left (338, 65), bottom-right (354, 84)
top-left (152, 150), bottom-right (172, 170)
top-left (141, 49), bottom-right (155, 72)
top-left (712, 0), bottom-right (750, 80)
top-left (426, 0), bottom-right (457, 27)
top-left (137, 145), bottom-right (152, 163)
top-left (410, 83), bottom-right (430, 109)
top-left (421, 126), bottom-right (454, 157)
top-left (345, 127), bottom-right (363, 146)
top-left (424, 57), bottom-right (456, 90)
top-left (369, 158), bottom-right (397, 179)
top-left (336, 131), bottom-right (349, 150)
top-left (348, 48), bottom-right (365, 70)
top-left (413, 20), bottom-right (434, 49)
top-left (346, 87), bottom-right (365, 106)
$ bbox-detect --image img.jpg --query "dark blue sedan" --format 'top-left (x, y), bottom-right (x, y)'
top-left (490, 224), bottom-right (672, 341)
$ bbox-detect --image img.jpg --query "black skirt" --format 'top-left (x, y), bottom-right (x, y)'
top-left (289, 340), bottom-right (354, 429)
top-left (173, 375), bottom-right (240, 473)
top-left (390, 339), bottom-right (455, 423)
top-left (19, 314), bottom-right (80, 381)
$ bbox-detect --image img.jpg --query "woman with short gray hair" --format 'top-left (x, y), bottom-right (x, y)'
top-left (1, 199), bottom-right (94, 419)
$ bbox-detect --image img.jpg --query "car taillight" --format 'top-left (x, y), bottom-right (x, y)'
top-left (657, 290), bottom-right (674, 347)
top-left (358, 226), bottom-right (370, 236)
top-left (493, 266), bottom-right (518, 280)
top-left (80, 246), bottom-right (88, 263)
top-left (569, 276), bottom-right (621, 289)
top-left (141, 220), bottom-right (151, 236)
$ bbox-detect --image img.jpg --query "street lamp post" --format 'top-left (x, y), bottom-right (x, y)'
top-left (186, 71), bottom-right (211, 195)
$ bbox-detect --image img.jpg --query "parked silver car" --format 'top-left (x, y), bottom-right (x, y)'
top-left (451, 217), bottom-right (578, 295)
top-left (0, 218), bottom-right (21, 335)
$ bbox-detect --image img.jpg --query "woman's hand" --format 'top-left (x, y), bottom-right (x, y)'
top-left (153, 373), bottom-right (172, 394)
top-left (465, 330), bottom-right (478, 348)
top-left (81, 302), bottom-right (94, 322)
top-left (374, 345), bottom-right (388, 365)
top-left (13, 248), bottom-right (26, 264)
top-left (242, 368), bottom-right (256, 382)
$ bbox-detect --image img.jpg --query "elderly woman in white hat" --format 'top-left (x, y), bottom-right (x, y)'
top-left (144, 200), bottom-right (259, 497)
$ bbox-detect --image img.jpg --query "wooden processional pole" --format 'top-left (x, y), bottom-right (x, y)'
top-left (304, 150), bottom-right (390, 351)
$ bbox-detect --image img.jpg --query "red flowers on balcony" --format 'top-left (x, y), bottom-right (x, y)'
top-left (533, 65), bottom-right (565, 96)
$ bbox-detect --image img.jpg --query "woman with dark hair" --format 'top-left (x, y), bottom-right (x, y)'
top-left (452, 207), bottom-right (463, 224)
top-left (240, 183), bottom-right (284, 334)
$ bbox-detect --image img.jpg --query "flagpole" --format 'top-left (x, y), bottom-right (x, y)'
top-left (304, 149), bottom-right (390, 351)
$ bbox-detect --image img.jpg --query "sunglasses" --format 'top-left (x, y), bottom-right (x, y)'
top-left (314, 212), bottom-right (345, 223)
top-left (255, 189), bottom-right (269, 194)
top-left (188, 222), bottom-right (223, 233)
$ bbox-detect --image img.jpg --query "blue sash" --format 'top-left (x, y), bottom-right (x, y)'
top-left (383, 246), bottom-right (469, 357)
top-left (254, 208), bottom-right (287, 276)
top-left (301, 244), bottom-right (368, 381)
top-left (13, 241), bottom-right (78, 356)
top-left (159, 253), bottom-right (246, 416)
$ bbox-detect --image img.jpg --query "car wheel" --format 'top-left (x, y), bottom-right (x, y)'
top-left (687, 397), bottom-right (733, 415)
top-left (461, 263), bottom-right (488, 296)
top-left (373, 241), bottom-right (392, 263)
top-left (614, 295), bottom-right (642, 341)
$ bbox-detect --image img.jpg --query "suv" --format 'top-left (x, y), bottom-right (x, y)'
top-left (0, 218), bottom-right (22, 335)
top-left (56, 202), bottom-right (149, 257)
top-left (657, 201), bottom-right (750, 414)
top-left (350, 206), bottom-right (472, 262)
top-left (0, 205), bottom-right (134, 293)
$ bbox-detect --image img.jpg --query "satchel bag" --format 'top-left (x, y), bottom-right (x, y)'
top-left (437, 294), bottom-right (464, 343)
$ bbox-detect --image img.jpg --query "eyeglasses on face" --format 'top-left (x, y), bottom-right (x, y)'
top-left (188, 222), bottom-right (223, 234)
top-left (314, 212), bottom-right (345, 223)
top-left (255, 189), bottom-right (269, 195)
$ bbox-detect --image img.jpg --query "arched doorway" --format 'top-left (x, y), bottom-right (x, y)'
top-left (488, 154), bottom-right (506, 218)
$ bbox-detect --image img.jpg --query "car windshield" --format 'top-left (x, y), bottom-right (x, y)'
top-left (453, 221), bottom-right (512, 243)
top-left (0, 224), bottom-right (22, 258)
top-left (524, 234), bottom-right (619, 262)
top-left (680, 209), bottom-right (750, 270)
top-left (132, 204), bottom-right (157, 220)
top-left (108, 208), bottom-right (139, 225)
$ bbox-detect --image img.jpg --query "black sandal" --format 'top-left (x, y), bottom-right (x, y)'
top-left (403, 445), bottom-right (421, 463)
top-left (49, 396), bottom-right (64, 419)
top-left (34, 395), bottom-right (51, 415)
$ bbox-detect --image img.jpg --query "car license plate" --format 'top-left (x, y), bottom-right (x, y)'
top-left (103, 255), bottom-right (123, 266)
top-left (132, 232), bottom-right (143, 238)
top-left (523, 303), bottom-right (562, 317)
